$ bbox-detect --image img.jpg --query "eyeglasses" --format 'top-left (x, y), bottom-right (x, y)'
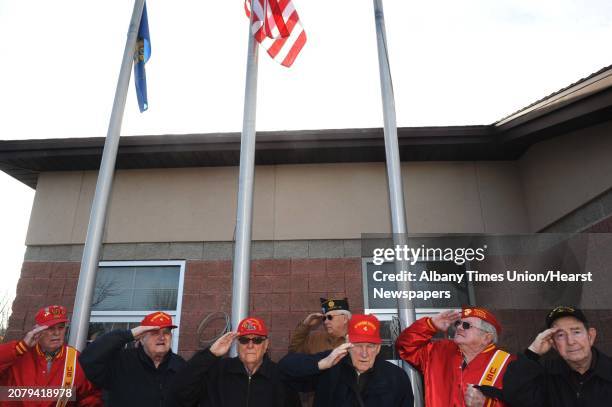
top-left (454, 320), bottom-right (486, 332)
top-left (237, 336), bottom-right (267, 345)
top-left (324, 314), bottom-right (344, 321)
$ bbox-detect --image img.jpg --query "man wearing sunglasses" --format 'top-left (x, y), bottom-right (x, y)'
top-left (0, 305), bottom-right (102, 406)
top-left (502, 306), bottom-right (612, 406)
top-left (172, 316), bottom-right (300, 407)
top-left (279, 314), bottom-right (413, 406)
top-left (289, 298), bottom-right (350, 355)
top-left (79, 311), bottom-right (186, 406)
top-left (396, 307), bottom-right (514, 407)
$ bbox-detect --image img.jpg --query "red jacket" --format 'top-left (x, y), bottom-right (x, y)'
top-left (0, 340), bottom-right (102, 407)
top-left (396, 317), bottom-right (514, 407)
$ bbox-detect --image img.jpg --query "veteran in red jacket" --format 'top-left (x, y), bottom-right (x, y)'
top-left (396, 307), bottom-right (514, 407)
top-left (0, 305), bottom-right (102, 407)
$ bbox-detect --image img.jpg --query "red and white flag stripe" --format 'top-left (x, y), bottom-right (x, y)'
top-left (245, 0), bottom-right (307, 67)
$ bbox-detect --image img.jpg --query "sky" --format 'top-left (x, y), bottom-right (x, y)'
top-left (1, 0), bottom-right (612, 313)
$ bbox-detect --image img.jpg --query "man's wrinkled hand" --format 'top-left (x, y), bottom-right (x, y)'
top-left (528, 328), bottom-right (559, 356)
top-left (131, 325), bottom-right (161, 340)
top-left (303, 313), bottom-right (324, 327)
top-left (210, 332), bottom-right (238, 357)
top-left (317, 342), bottom-right (352, 371)
top-left (464, 384), bottom-right (486, 407)
top-left (23, 325), bottom-right (48, 348)
top-left (431, 310), bottom-right (461, 332)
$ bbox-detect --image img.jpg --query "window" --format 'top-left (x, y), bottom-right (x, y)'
top-left (88, 260), bottom-right (185, 352)
top-left (362, 257), bottom-right (475, 361)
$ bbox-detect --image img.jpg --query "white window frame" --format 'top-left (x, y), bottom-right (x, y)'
top-left (90, 260), bottom-right (186, 352)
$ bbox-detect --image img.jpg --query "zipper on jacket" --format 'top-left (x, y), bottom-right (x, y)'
top-left (246, 375), bottom-right (252, 407)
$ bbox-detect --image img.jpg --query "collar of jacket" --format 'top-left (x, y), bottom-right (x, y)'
top-left (549, 348), bottom-right (612, 382)
top-left (339, 353), bottom-right (390, 398)
top-left (35, 344), bottom-right (65, 361)
top-left (137, 345), bottom-right (181, 372)
top-left (454, 342), bottom-right (497, 361)
top-left (226, 355), bottom-right (274, 379)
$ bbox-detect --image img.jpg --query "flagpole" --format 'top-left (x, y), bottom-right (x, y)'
top-left (372, 1), bottom-right (423, 404)
top-left (230, 10), bottom-right (260, 356)
top-left (68, 0), bottom-right (146, 351)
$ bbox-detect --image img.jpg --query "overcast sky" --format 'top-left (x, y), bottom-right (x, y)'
top-left (1, 0), bottom-right (612, 308)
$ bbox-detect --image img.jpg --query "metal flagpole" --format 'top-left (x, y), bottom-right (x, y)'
top-left (230, 9), bottom-right (260, 356)
top-left (372, 1), bottom-right (423, 405)
top-left (68, 0), bottom-right (146, 351)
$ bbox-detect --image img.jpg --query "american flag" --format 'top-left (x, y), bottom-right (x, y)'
top-left (245, 0), bottom-right (307, 67)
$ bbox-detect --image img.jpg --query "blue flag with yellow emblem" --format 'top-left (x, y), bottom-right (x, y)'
top-left (134, 3), bottom-right (150, 112)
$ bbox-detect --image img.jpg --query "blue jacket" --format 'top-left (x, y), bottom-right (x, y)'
top-left (279, 350), bottom-right (414, 407)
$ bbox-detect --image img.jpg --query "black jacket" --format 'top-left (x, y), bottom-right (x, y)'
top-left (278, 350), bottom-right (414, 407)
top-left (171, 348), bottom-right (301, 407)
top-left (79, 329), bottom-right (187, 407)
top-left (502, 348), bottom-right (612, 407)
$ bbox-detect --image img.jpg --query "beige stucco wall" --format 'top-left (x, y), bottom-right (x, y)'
top-left (519, 120), bottom-right (612, 231)
top-left (26, 161), bottom-right (529, 245)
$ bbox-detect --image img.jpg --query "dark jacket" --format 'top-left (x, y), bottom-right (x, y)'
top-left (79, 329), bottom-right (187, 407)
top-left (502, 348), bottom-right (612, 407)
top-left (171, 348), bottom-right (301, 407)
top-left (278, 350), bottom-right (414, 407)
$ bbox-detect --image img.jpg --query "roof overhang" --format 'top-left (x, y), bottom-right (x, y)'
top-left (2, 66), bottom-right (612, 189)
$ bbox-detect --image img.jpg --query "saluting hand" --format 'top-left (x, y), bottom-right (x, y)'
top-left (23, 325), bottom-right (49, 348)
top-left (210, 332), bottom-right (238, 357)
top-left (317, 342), bottom-right (352, 371)
top-left (464, 384), bottom-right (486, 407)
top-left (131, 325), bottom-right (161, 340)
top-left (528, 328), bottom-right (559, 356)
top-left (303, 313), bottom-right (324, 327)
top-left (431, 310), bottom-right (462, 332)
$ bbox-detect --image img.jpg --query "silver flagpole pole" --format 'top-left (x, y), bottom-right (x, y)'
top-left (372, 1), bottom-right (423, 405)
top-left (68, 0), bottom-right (146, 351)
top-left (230, 7), bottom-right (259, 357)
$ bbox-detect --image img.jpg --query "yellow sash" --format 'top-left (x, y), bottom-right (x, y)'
top-left (478, 349), bottom-right (510, 407)
top-left (56, 346), bottom-right (77, 407)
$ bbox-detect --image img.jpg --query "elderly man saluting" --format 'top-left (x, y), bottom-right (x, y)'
top-left (0, 305), bottom-right (102, 406)
top-left (279, 314), bottom-right (413, 407)
top-left (396, 307), bottom-right (514, 407)
top-left (79, 311), bottom-right (186, 406)
top-left (502, 306), bottom-right (612, 407)
top-left (172, 316), bottom-right (300, 407)
top-left (289, 298), bottom-right (350, 354)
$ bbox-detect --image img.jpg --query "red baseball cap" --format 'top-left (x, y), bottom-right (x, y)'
top-left (35, 305), bottom-right (69, 328)
top-left (237, 317), bottom-right (268, 337)
top-left (462, 306), bottom-right (502, 334)
top-left (348, 314), bottom-right (381, 344)
top-left (141, 311), bottom-right (178, 329)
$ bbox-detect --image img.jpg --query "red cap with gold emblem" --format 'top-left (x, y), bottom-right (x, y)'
top-left (348, 314), bottom-right (381, 344)
top-left (35, 305), bottom-right (69, 328)
top-left (141, 311), bottom-right (178, 329)
top-left (462, 306), bottom-right (502, 334)
top-left (237, 317), bottom-right (268, 337)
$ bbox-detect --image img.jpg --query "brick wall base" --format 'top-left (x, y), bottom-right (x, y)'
top-left (6, 251), bottom-right (612, 359)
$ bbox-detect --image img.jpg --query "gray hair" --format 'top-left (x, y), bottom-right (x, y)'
top-left (479, 320), bottom-right (498, 344)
